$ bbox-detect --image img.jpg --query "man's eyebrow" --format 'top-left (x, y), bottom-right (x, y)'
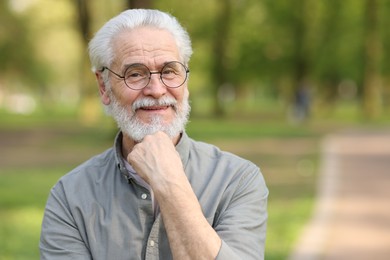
top-left (123, 62), bottom-right (144, 69)
top-left (122, 61), bottom-right (178, 71)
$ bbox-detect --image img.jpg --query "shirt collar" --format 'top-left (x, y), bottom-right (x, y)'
top-left (114, 132), bottom-right (130, 181)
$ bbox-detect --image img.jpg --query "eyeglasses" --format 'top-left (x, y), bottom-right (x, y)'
top-left (101, 61), bottom-right (190, 90)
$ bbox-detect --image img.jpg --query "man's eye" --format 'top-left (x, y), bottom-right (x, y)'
top-left (163, 68), bottom-right (178, 75)
top-left (129, 72), bottom-right (141, 77)
top-left (127, 70), bottom-right (146, 78)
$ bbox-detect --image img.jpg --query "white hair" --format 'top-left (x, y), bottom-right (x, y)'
top-left (88, 9), bottom-right (193, 73)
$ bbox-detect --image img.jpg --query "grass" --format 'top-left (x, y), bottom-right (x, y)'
top-left (1, 104), bottom-right (387, 259)
top-left (0, 169), bottom-right (66, 259)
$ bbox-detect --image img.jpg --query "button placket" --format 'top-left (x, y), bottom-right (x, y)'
top-left (145, 216), bottom-right (160, 259)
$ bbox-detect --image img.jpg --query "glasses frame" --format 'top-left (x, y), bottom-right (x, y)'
top-left (100, 61), bottom-right (190, 90)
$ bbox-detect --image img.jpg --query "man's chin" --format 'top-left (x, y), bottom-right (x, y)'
top-left (121, 122), bottom-right (179, 142)
top-left (137, 114), bottom-right (171, 125)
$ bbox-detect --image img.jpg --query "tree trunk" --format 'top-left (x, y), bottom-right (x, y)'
top-left (75, 0), bottom-right (101, 125)
top-left (362, 0), bottom-right (382, 119)
top-left (383, 1), bottom-right (390, 111)
top-left (289, 0), bottom-right (310, 122)
top-left (211, 0), bottom-right (232, 117)
top-left (126, 0), bottom-right (152, 9)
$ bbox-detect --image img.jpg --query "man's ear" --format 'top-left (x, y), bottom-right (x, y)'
top-left (95, 72), bottom-right (111, 105)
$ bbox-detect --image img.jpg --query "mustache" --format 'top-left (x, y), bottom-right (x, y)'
top-left (132, 96), bottom-right (178, 112)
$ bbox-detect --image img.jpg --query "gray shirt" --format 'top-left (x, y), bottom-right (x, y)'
top-left (40, 132), bottom-right (268, 260)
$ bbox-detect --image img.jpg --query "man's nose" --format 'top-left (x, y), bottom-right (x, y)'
top-left (142, 73), bottom-right (167, 98)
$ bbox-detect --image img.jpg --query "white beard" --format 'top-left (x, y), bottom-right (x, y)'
top-left (105, 90), bottom-right (190, 142)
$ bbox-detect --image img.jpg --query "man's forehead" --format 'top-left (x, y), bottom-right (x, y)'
top-left (111, 28), bottom-right (180, 67)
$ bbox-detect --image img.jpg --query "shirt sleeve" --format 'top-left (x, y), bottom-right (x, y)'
top-left (40, 181), bottom-right (92, 260)
top-left (214, 165), bottom-right (268, 260)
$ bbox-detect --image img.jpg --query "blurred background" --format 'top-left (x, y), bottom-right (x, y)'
top-left (0, 0), bottom-right (389, 259)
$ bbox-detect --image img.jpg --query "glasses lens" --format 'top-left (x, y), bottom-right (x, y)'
top-left (161, 62), bottom-right (188, 88)
top-left (124, 64), bottom-right (150, 90)
top-left (122, 62), bottom-right (188, 90)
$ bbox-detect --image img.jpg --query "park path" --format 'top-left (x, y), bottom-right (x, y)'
top-left (288, 130), bottom-right (390, 260)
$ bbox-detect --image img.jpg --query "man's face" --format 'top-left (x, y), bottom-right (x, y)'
top-left (99, 27), bottom-right (190, 142)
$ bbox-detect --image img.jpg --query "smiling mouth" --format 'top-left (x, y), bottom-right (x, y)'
top-left (138, 105), bottom-right (172, 111)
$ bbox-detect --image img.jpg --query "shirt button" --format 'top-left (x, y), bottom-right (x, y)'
top-left (150, 240), bottom-right (155, 247)
top-left (141, 193), bottom-right (148, 200)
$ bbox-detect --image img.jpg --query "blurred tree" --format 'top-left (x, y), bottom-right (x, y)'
top-left (126, 0), bottom-right (153, 8)
top-left (76, 0), bottom-right (92, 42)
top-left (3, 0), bottom-right (386, 120)
top-left (211, 0), bottom-right (232, 116)
top-left (74, 0), bottom-right (100, 124)
top-left (381, 0), bottom-right (390, 110)
top-left (311, 0), bottom-right (367, 109)
top-left (362, 0), bottom-right (382, 119)
top-left (0, 1), bottom-right (50, 93)
top-left (259, 0), bottom-right (312, 120)
top-left (289, 0), bottom-right (311, 121)
top-left (314, 0), bottom-right (344, 105)
top-left (229, 1), bottom-right (268, 103)
top-left (290, 0), bottom-right (309, 91)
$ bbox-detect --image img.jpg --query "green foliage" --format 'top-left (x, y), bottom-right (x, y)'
top-left (0, 1), bottom-right (51, 89)
top-left (2, 0), bottom-right (390, 118)
top-left (157, 0), bottom-right (389, 117)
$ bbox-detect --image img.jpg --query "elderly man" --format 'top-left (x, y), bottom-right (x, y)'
top-left (40, 9), bottom-right (268, 260)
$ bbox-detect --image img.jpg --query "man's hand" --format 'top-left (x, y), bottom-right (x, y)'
top-left (127, 131), bottom-right (185, 190)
